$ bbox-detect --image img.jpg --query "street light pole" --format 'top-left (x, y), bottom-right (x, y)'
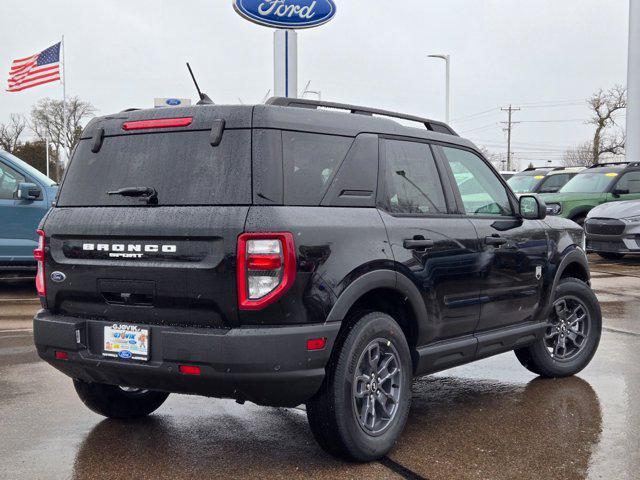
top-left (428, 54), bottom-right (450, 123)
top-left (627, 0), bottom-right (640, 162)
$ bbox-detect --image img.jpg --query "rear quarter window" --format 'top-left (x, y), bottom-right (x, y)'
top-left (282, 132), bottom-right (353, 206)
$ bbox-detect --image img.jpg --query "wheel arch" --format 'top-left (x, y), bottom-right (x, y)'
top-left (566, 206), bottom-right (594, 222)
top-left (325, 269), bottom-right (426, 369)
top-left (542, 247), bottom-right (591, 319)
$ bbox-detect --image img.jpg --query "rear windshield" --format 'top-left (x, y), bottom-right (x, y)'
top-left (507, 174), bottom-right (543, 193)
top-left (57, 130), bottom-right (251, 206)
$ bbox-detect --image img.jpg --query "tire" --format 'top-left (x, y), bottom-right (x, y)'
top-left (306, 312), bottom-right (412, 461)
top-left (597, 252), bottom-right (625, 260)
top-left (515, 278), bottom-right (601, 378)
top-left (73, 380), bottom-right (169, 419)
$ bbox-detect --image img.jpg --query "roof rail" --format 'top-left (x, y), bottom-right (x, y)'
top-left (265, 97), bottom-right (458, 136)
top-left (588, 161), bottom-right (630, 168)
top-left (523, 166), bottom-right (562, 171)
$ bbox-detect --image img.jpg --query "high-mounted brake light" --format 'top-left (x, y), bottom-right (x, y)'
top-left (237, 232), bottom-right (296, 310)
top-left (34, 230), bottom-right (46, 297)
top-left (122, 117), bottom-right (193, 131)
top-left (179, 365), bottom-right (201, 376)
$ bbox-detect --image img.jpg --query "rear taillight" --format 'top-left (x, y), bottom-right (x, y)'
top-left (237, 233), bottom-right (296, 310)
top-left (34, 229), bottom-right (46, 297)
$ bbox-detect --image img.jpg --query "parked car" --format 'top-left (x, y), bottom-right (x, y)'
top-left (507, 166), bottom-right (584, 194)
top-left (33, 98), bottom-right (601, 461)
top-left (585, 199), bottom-right (640, 259)
top-left (499, 171), bottom-right (517, 181)
top-left (0, 150), bottom-right (57, 270)
top-left (541, 162), bottom-right (640, 226)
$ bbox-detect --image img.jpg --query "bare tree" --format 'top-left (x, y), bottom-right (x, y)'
top-left (30, 97), bottom-right (96, 176)
top-left (588, 85), bottom-right (627, 164)
top-left (563, 141), bottom-right (595, 167)
top-left (0, 113), bottom-right (27, 153)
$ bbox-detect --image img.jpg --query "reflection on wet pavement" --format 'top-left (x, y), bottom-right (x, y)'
top-left (1, 258), bottom-right (639, 479)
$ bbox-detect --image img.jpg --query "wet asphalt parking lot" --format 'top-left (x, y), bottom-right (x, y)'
top-left (1, 255), bottom-right (639, 480)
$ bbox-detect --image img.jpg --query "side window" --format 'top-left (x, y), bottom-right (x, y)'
top-left (383, 139), bottom-right (446, 214)
top-left (0, 161), bottom-right (25, 200)
top-left (538, 174), bottom-right (570, 193)
top-left (616, 171), bottom-right (640, 194)
top-left (282, 132), bottom-right (353, 206)
top-left (442, 147), bottom-right (513, 216)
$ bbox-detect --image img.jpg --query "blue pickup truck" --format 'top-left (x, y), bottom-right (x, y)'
top-left (0, 150), bottom-right (57, 270)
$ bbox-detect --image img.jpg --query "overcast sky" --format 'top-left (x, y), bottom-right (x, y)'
top-left (0, 0), bottom-right (631, 168)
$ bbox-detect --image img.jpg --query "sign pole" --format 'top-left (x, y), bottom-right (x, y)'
top-left (274, 29), bottom-right (298, 98)
top-left (627, 0), bottom-right (640, 162)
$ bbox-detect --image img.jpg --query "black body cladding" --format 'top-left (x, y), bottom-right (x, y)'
top-left (34, 98), bottom-right (589, 407)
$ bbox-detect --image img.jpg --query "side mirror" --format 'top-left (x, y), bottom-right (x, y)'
top-left (16, 182), bottom-right (42, 201)
top-left (613, 188), bottom-right (630, 197)
top-left (519, 194), bottom-right (547, 220)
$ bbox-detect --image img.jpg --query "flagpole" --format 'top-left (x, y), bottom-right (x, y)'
top-left (61, 35), bottom-right (66, 103)
top-left (61, 35), bottom-right (67, 170)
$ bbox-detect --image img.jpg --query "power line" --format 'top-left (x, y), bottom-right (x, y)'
top-left (459, 122), bottom-right (500, 133)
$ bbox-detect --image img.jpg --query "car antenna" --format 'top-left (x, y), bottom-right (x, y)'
top-left (186, 62), bottom-right (214, 105)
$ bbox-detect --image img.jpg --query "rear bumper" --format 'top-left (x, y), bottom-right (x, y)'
top-left (33, 310), bottom-right (340, 407)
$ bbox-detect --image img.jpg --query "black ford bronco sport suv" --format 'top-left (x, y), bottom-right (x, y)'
top-left (34, 97), bottom-right (601, 461)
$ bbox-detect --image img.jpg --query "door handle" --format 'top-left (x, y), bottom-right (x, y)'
top-left (485, 235), bottom-right (508, 246)
top-left (403, 238), bottom-right (435, 250)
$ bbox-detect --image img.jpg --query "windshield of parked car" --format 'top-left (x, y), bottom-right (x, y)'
top-left (559, 171), bottom-right (618, 193)
top-left (507, 174), bottom-right (543, 193)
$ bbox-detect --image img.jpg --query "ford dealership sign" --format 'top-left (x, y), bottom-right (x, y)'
top-left (233, 0), bottom-right (336, 29)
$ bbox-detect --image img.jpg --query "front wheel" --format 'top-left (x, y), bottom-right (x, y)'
top-left (73, 380), bottom-right (169, 419)
top-left (515, 278), bottom-right (601, 377)
top-left (306, 312), bottom-right (412, 461)
top-left (571, 215), bottom-right (587, 228)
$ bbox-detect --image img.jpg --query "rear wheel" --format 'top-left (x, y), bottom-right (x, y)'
top-left (597, 252), bottom-right (625, 260)
top-left (515, 278), bottom-right (601, 378)
top-left (73, 380), bottom-right (169, 419)
top-left (306, 312), bottom-right (412, 461)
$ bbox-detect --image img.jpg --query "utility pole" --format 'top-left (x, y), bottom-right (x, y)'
top-left (501, 105), bottom-right (520, 171)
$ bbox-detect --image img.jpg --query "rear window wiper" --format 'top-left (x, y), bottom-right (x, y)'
top-left (107, 187), bottom-right (158, 204)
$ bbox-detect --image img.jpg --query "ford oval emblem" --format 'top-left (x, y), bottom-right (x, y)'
top-left (166, 98), bottom-right (181, 106)
top-left (233, 0), bottom-right (337, 29)
top-left (119, 350), bottom-right (133, 359)
top-left (50, 271), bottom-right (66, 283)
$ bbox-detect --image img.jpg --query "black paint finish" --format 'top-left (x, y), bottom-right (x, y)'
top-left (34, 102), bottom-right (593, 406)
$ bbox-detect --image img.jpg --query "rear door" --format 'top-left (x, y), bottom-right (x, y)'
top-left (610, 169), bottom-right (640, 201)
top-left (378, 138), bottom-right (483, 345)
top-left (438, 145), bottom-right (548, 333)
top-left (43, 108), bottom-right (253, 328)
top-left (0, 157), bottom-right (30, 262)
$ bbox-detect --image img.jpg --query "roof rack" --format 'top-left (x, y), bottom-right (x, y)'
top-left (588, 162), bottom-right (632, 168)
top-left (265, 97), bottom-right (458, 136)
top-left (523, 166), bottom-right (563, 171)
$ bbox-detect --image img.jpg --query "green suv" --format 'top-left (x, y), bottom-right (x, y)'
top-left (541, 162), bottom-right (640, 225)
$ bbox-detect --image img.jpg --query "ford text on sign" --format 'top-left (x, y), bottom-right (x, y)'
top-left (233, 0), bottom-right (336, 29)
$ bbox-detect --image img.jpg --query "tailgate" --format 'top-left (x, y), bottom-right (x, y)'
top-left (42, 206), bottom-right (248, 328)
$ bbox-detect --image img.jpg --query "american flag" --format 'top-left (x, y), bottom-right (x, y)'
top-left (7, 42), bottom-right (61, 93)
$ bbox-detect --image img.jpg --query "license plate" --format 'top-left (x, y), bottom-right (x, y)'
top-left (103, 324), bottom-right (149, 361)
